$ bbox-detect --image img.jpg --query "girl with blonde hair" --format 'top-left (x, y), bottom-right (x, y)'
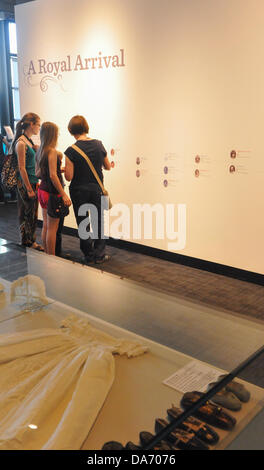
top-left (36, 122), bottom-right (71, 255)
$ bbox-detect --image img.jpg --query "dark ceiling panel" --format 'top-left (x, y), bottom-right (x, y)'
top-left (0, 0), bottom-right (35, 15)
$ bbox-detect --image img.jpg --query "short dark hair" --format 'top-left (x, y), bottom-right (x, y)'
top-left (68, 115), bottom-right (89, 135)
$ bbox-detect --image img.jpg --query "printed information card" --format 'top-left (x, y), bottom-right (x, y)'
top-left (163, 360), bottom-right (223, 393)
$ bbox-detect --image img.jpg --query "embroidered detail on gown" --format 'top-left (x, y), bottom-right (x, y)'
top-left (0, 314), bottom-right (148, 450)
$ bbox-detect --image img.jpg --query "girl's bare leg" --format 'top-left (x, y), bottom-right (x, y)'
top-left (46, 215), bottom-right (60, 255)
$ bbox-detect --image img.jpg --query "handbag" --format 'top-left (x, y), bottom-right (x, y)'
top-left (47, 193), bottom-right (69, 219)
top-left (1, 152), bottom-right (18, 191)
top-left (71, 144), bottom-right (112, 210)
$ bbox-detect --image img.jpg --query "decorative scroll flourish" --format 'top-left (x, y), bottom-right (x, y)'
top-left (40, 74), bottom-right (66, 92)
top-left (23, 64), bottom-right (66, 92)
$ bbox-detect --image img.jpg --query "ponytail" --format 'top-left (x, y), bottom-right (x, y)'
top-left (10, 112), bottom-right (40, 153)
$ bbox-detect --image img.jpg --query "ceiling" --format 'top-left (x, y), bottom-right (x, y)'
top-left (0, 0), bottom-right (35, 18)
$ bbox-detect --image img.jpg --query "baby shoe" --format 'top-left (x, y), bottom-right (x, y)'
top-left (181, 391), bottom-right (237, 430)
top-left (207, 382), bottom-right (242, 411)
top-left (101, 441), bottom-right (124, 450)
top-left (167, 405), bottom-right (219, 445)
top-left (217, 375), bottom-right (250, 403)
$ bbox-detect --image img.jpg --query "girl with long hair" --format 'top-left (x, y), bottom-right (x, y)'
top-left (14, 112), bottom-right (43, 249)
top-left (36, 122), bottom-right (71, 255)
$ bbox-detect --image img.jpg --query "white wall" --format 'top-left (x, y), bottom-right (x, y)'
top-left (16, 0), bottom-right (264, 274)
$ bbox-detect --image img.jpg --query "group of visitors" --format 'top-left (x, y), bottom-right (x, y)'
top-left (2, 112), bottom-right (111, 262)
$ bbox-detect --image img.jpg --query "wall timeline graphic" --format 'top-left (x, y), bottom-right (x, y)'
top-left (16, 0), bottom-right (264, 274)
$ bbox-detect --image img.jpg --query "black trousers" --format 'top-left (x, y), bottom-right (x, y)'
top-left (70, 185), bottom-right (106, 261)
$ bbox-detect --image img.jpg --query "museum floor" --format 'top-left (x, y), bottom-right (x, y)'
top-left (0, 203), bottom-right (264, 449)
top-left (1, 204), bottom-right (263, 320)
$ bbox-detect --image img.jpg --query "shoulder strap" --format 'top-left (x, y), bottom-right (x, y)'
top-left (71, 144), bottom-right (107, 195)
top-left (15, 137), bottom-right (31, 152)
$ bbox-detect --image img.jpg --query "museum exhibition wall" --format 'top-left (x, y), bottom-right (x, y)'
top-left (15, 0), bottom-right (264, 275)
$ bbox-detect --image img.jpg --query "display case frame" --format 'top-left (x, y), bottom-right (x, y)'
top-left (0, 238), bottom-right (263, 450)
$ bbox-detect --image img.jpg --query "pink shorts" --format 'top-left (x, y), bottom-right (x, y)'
top-left (38, 188), bottom-right (50, 209)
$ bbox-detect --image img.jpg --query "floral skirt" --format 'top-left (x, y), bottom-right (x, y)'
top-left (17, 179), bottom-right (38, 246)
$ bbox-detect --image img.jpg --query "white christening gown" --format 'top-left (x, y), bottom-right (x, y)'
top-left (0, 314), bottom-right (148, 450)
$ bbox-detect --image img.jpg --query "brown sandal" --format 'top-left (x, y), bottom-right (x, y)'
top-left (181, 391), bottom-right (236, 430)
top-left (155, 418), bottom-right (209, 450)
top-left (31, 243), bottom-right (44, 252)
top-left (167, 405), bottom-right (219, 445)
top-left (139, 431), bottom-right (176, 450)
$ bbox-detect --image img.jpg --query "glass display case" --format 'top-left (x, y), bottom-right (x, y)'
top-left (0, 237), bottom-right (263, 451)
